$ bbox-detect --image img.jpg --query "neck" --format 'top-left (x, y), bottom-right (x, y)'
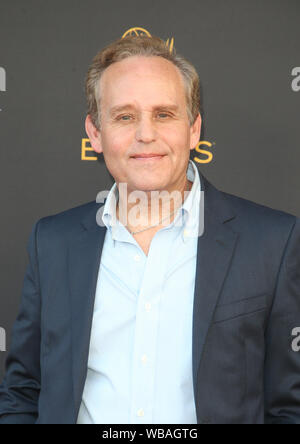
top-left (116, 177), bottom-right (192, 234)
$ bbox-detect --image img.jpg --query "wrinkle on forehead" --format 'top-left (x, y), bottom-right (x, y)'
top-left (99, 55), bottom-right (187, 119)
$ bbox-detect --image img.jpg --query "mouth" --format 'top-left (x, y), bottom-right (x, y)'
top-left (130, 154), bottom-right (166, 161)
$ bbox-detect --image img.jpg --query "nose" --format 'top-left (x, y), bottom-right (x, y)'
top-left (135, 114), bottom-right (156, 144)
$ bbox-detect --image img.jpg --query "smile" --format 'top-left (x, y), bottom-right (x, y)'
top-left (130, 155), bottom-right (166, 161)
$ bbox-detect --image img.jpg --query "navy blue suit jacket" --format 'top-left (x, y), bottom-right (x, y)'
top-left (0, 167), bottom-right (300, 424)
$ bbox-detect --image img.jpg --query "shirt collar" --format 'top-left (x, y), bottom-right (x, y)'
top-left (102, 159), bottom-right (201, 246)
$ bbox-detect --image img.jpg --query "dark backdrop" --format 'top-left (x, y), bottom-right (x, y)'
top-left (0, 0), bottom-right (299, 379)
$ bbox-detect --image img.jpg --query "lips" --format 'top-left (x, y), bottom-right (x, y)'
top-left (131, 153), bottom-right (166, 159)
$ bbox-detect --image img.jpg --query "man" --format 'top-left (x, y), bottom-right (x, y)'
top-left (0, 35), bottom-right (299, 424)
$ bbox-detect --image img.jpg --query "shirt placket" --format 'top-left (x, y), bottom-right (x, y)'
top-left (129, 230), bottom-right (173, 424)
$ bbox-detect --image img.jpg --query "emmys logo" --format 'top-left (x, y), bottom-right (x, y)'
top-left (291, 67), bottom-right (300, 92)
top-left (0, 327), bottom-right (6, 352)
top-left (81, 139), bottom-right (215, 163)
top-left (122, 27), bottom-right (174, 53)
top-left (291, 327), bottom-right (300, 352)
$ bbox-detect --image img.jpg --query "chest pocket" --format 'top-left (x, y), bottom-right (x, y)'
top-left (213, 293), bottom-right (267, 323)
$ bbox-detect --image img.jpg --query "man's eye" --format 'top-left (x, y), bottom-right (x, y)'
top-left (118, 115), bottom-right (132, 121)
top-left (157, 113), bottom-right (170, 119)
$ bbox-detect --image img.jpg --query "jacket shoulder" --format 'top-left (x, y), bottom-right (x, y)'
top-left (35, 200), bottom-right (98, 239)
top-left (220, 189), bottom-right (298, 232)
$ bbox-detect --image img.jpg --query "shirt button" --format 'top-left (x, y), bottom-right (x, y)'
top-left (145, 302), bottom-right (151, 311)
top-left (137, 408), bottom-right (145, 417)
top-left (134, 254), bottom-right (141, 262)
top-left (184, 229), bottom-right (190, 236)
top-left (141, 354), bottom-right (148, 364)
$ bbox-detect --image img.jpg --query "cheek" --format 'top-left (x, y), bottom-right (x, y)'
top-left (102, 128), bottom-right (134, 154)
top-left (160, 125), bottom-right (190, 151)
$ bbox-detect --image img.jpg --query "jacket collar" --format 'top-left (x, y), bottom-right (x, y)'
top-left (80, 164), bottom-right (237, 232)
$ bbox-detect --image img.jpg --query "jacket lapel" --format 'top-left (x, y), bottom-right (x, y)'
top-left (67, 202), bottom-right (107, 421)
top-left (192, 170), bottom-right (239, 414)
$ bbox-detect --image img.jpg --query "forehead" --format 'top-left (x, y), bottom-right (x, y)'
top-left (98, 55), bottom-right (186, 107)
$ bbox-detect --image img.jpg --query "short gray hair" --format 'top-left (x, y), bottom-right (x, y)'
top-left (85, 34), bottom-right (201, 130)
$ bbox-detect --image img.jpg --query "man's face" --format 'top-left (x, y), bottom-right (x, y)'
top-left (86, 55), bottom-right (201, 194)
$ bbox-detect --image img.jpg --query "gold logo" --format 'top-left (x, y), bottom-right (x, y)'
top-left (193, 141), bottom-right (214, 164)
top-left (122, 27), bottom-right (174, 53)
top-left (81, 138), bottom-right (98, 161)
top-left (81, 139), bottom-right (214, 163)
top-left (122, 27), bottom-right (151, 38)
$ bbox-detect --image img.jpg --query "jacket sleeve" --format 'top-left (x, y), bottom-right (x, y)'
top-left (264, 217), bottom-right (300, 424)
top-left (0, 220), bottom-right (42, 424)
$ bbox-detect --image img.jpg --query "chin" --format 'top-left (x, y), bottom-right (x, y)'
top-left (130, 182), bottom-right (166, 193)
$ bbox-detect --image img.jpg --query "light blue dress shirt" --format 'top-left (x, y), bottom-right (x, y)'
top-left (77, 159), bottom-right (201, 424)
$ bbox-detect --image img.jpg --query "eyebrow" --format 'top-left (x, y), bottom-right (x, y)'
top-left (109, 104), bottom-right (180, 117)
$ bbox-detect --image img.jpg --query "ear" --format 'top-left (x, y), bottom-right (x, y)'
top-left (189, 113), bottom-right (202, 151)
top-left (85, 114), bottom-right (103, 154)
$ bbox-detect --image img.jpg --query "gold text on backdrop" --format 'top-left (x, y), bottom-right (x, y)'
top-left (122, 27), bottom-right (174, 53)
top-left (81, 139), bottom-right (214, 163)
